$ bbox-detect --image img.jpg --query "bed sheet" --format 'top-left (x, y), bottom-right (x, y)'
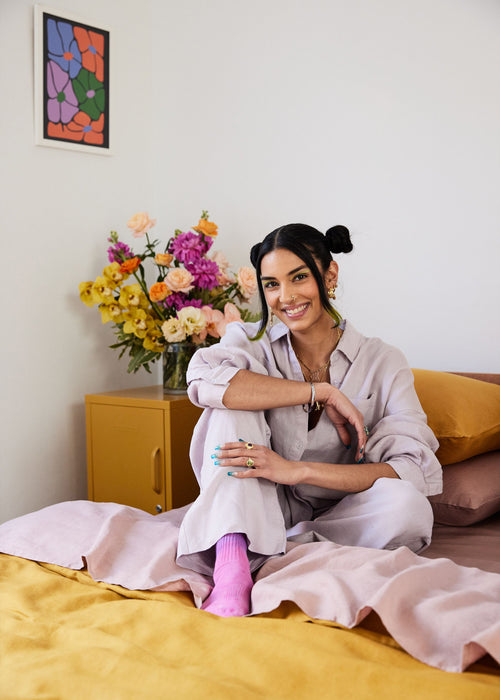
top-left (1, 553), bottom-right (499, 700)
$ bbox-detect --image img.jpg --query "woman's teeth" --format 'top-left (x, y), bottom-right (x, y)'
top-left (285, 303), bottom-right (308, 316)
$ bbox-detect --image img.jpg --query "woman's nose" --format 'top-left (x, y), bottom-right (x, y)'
top-left (279, 284), bottom-right (295, 304)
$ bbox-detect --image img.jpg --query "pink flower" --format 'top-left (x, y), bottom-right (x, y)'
top-left (127, 212), bottom-right (156, 238)
top-left (165, 268), bottom-right (195, 294)
top-left (237, 266), bottom-right (257, 299)
top-left (201, 305), bottom-right (225, 339)
top-left (216, 302), bottom-right (242, 336)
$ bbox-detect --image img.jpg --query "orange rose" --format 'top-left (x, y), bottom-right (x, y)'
top-left (127, 212), bottom-right (156, 238)
top-left (120, 257), bottom-right (141, 274)
top-left (237, 266), bottom-right (257, 299)
top-left (155, 253), bottom-right (174, 267)
top-left (149, 282), bottom-right (170, 302)
top-left (193, 219), bottom-right (218, 237)
top-left (165, 268), bottom-right (195, 293)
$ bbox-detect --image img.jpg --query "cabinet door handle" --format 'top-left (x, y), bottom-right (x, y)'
top-left (151, 447), bottom-right (161, 494)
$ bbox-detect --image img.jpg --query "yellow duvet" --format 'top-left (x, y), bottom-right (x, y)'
top-left (1, 554), bottom-right (499, 700)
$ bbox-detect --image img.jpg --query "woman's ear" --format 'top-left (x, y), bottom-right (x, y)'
top-left (325, 260), bottom-right (339, 288)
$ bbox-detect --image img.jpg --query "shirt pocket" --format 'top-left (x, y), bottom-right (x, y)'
top-left (349, 393), bottom-right (378, 428)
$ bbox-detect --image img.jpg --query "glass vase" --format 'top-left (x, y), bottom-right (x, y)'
top-left (162, 341), bottom-right (198, 393)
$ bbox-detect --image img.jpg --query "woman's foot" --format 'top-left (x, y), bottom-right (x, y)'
top-left (201, 533), bottom-right (253, 617)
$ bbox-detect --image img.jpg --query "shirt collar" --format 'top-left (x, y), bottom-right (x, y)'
top-left (267, 318), bottom-right (364, 364)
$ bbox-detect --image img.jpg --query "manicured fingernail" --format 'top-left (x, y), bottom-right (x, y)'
top-left (345, 444), bottom-right (351, 450)
top-left (227, 471), bottom-right (236, 476)
top-left (214, 460), bottom-right (220, 466)
top-left (356, 457), bottom-right (365, 464)
top-left (211, 454), bottom-right (218, 459)
top-left (214, 445), bottom-right (221, 450)
top-left (239, 438), bottom-right (245, 442)
top-left (360, 446), bottom-right (364, 454)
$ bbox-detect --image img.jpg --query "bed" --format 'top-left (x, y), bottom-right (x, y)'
top-left (1, 370), bottom-right (499, 699)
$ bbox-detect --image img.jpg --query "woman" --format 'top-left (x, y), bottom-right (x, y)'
top-left (177, 223), bottom-right (442, 617)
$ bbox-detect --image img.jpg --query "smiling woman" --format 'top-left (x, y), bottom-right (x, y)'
top-left (177, 222), bottom-right (442, 618)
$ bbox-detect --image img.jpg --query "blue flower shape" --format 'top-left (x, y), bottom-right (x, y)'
top-left (47, 19), bottom-right (82, 80)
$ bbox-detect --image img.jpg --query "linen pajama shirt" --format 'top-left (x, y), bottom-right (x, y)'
top-left (176, 320), bottom-right (442, 576)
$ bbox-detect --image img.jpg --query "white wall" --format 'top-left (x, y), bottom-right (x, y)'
top-left (0, 0), bottom-right (158, 522)
top-left (152, 0), bottom-right (500, 368)
top-left (1, 0), bottom-right (499, 523)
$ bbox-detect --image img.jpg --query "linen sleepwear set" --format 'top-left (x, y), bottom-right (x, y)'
top-left (177, 320), bottom-right (442, 576)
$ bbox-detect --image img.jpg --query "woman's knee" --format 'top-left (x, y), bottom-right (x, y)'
top-left (372, 478), bottom-right (433, 552)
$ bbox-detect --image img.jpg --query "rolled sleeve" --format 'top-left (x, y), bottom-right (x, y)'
top-left (364, 352), bottom-right (442, 496)
top-left (186, 322), bottom-right (270, 409)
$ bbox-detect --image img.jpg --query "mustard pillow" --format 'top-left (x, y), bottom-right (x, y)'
top-left (412, 369), bottom-right (500, 466)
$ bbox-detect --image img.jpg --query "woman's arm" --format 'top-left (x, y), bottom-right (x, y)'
top-left (213, 440), bottom-right (398, 492)
top-left (224, 370), bottom-right (367, 458)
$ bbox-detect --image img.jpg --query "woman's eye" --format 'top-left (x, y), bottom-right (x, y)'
top-left (293, 273), bottom-right (308, 281)
top-left (263, 281), bottom-right (278, 289)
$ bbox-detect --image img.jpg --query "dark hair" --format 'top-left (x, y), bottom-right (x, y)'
top-left (249, 223), bottom-right (353, 340)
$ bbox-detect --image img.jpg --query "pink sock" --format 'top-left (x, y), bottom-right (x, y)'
top-left (201, 533), bottom-right (253, 617)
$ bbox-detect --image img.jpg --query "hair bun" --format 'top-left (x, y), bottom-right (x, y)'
top-left (250, 242), bottom-right (262, 268)
top-left (325, 225), bottom-right (353, 254)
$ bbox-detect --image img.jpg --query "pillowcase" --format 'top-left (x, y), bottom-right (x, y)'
top-left (412, 369), bottom-right (500, 465)
top-left (429, 451), bottom-right (500, 526)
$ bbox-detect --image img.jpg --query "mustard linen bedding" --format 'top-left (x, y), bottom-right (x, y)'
top-left (1, 554), bottom-right (499, 700)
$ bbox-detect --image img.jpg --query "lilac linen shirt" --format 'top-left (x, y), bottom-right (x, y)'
top-left (186, 320), bottom-right (442, 497)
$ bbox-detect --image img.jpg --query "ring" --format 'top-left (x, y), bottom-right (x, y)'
top-left (246, 458), bottom-right (255, 468)
top-left (245, 442), bottom-right (254, 450)
top-left (364, 426), bottom-right (370, 436)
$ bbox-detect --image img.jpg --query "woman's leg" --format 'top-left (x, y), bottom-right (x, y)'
top-left (177, 407), bottom-right (288, 614)
top-left (200, 533), bottom-right (254, 616)
top-left (286, 478), bottom-right (434, 553)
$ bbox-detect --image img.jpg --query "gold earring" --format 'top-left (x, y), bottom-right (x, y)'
top-left (270, 311), bottom-right (275, 326)
top-left (328, 286), bottom-right (336, 300)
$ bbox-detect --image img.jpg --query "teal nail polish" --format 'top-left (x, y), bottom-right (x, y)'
top-left (360, 446), bottom-right (364, 455)
top-left (214, 445), bottom-right (221, 450)
top-left (227, 471), bottom-right (236, 476)
top-left (214, 460), bottom-right (220, 466)
top-left (345, 444), bottom-right (351, 450)
top-left (238, 438), bottom-right (245, 442)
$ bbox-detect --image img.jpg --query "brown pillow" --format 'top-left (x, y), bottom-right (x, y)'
top-left (412, 369), bottom-right (500, 465)
top-left (429, 451), bottom-right (500, 526)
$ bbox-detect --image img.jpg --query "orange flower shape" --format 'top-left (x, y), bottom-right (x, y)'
top-left (193, 219), bottom-right (218, 237)
top-left (120, 257), bottom-right (141, 274)
top-left (155, 253), bottom-right (173, 267)
top-left (149, 282), bottom-right (170, 302)
top-left (73, 27), bottom-right (105, 82)
top-left (47, 112), bottom-right (104, 145)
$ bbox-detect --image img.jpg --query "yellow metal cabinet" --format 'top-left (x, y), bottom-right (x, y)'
top-left (85, 386), bottom-right (202, 514)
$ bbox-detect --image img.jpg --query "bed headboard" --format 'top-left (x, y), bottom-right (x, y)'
top-left (451, 372), bottom-right (500, 386)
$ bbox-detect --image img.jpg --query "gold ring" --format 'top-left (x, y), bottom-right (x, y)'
top-left (245, 442), bottom-right (254, 450)
top-left (246, 458), bottom-right (255, 468)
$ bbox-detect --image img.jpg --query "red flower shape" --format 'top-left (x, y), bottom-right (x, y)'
top-left (47, 112), bottom-right (104, 145)
top-left (73, 27), bottom-right (105, 82)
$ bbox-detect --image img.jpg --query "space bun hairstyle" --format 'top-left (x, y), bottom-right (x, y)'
top-left (249, 223), bottom-right (353, 340)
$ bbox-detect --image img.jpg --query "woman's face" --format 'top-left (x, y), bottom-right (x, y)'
top-left (260, 248), bottom-right (337, 333)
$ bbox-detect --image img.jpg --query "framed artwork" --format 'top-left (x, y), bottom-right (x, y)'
top-left (34, 5), bottom-right (111, 154)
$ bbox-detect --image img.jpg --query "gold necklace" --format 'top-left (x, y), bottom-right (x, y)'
top-left (294, 326), bottom-right (341, 383)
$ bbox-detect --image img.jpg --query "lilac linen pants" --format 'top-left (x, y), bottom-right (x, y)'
top-left (176, 408), bottom-right (434, 576)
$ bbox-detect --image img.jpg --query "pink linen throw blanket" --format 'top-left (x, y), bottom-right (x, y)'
top-left (0, 500), bottom-right (499, 673)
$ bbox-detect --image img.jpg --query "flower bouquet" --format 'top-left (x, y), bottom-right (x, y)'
top-left (79, 211), bottom-right (259, 390)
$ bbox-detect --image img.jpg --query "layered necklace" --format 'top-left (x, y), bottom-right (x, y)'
top-left (294, 325), bottom-right (342, 386)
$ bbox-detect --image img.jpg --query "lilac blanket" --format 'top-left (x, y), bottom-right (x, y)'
top-left (1, 500), bottom-right (499, 673)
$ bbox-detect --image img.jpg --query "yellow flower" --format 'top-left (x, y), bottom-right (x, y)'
top-left (79, 281), bottom-right (96, 307)
top-left (177, 306), bottom-right (206, 336)
top-left (119, 284), bottom-right (149, 310)
top-left (143, 329), bottom-right (166, 352)
top-left (103, 262), bottom-right (128, 285)
top-left (161, 317), bottom-right (187, 343)
top-left (193, 219), bottom-right (218, 237)
top-left (99, 303), bottom-right (125, 324)
top-left (92, 277), bottom-right (116, 304)
top-left (123, 309), bottom-right (152, 338)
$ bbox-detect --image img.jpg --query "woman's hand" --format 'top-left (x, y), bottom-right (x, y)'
top-left (212, 441), bottom-right (304, 485)
top-left (315, 383), bottom-right (367, 461)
